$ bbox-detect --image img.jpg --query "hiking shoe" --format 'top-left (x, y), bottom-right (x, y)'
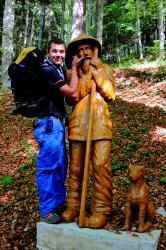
top-left (40, 212), bottom-right (62, 224)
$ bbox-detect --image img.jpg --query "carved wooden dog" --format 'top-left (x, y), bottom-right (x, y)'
top-left (124, 165), bottom-right (155, 232)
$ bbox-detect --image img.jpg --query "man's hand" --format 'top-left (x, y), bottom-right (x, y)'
top-left (72, 55), bottom-right (84, 68)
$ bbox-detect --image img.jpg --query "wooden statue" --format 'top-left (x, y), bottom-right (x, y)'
top-left (62, 33), bottom-right (115, 228)
top-left (124, 165), bottom-right (155, 232)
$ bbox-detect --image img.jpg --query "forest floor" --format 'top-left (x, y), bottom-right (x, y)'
top-left (0, 64), bottom-right (166, 249)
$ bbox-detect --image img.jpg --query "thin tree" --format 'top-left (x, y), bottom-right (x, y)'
top-left (82, 0), bottom-right (86, 33)
top-left (38, 1), bottom-right (45, 50)
top-left (88, 0), bottom-right (97, 37)
top-left (96, 0), bottom-right (103, 45)
top-left (2, 0), bottom-right (15, 91)
top-left (158, 0), bottom-right (165, 59)
top-left (136, 0), bottom-right (143, 60)
top-left (23, 0), bottom-right (30, 48)
top-left (44, 3), bottom-right (55, 42)
top-left (61, 0), bottom-right (65, 40)
top-left (29, 1), bottom-right (37, 46)
top-left (71, 0), bottom-right (83, 40)
top-left (0, 0), bottom-right (6, 50)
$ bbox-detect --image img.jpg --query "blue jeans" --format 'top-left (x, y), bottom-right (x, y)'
top-left (33, 116), bottom-right (68, 216)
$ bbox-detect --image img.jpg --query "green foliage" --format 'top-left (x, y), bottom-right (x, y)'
top-left (123, 178), bottom-right (131, 185)
top-left (112, 137), bottom-right (121, 145)
top-left (1, 0), bottom-right (165, 65)
top-left (110, 109), bottom-right (115, 118)
top-left (21, 139), bottom-right (36, 158)
top-left (128, 142), bottom-right (138, 150)
top-left (14, 117), bottom-right (19, 124)
top-left (0, 140), bottom-right (36, 189)
top-left (112, 157), bottom-right (127, 174)
top-left (12, 149), bottom-right (21, 154)
top-left (110, 57), bottom-right (139, 68)
top-left (20, 139), bottom-right (37, 170)
top-left (115, 179), bottom-right (121, 185)
top-left (122, 147), bottom-right (132, 158)
top-left (141, 119), bottom-right (148, 124)
top-left (102, 0), bottom-right (166, 63)
top-left (128, 123), bottom-right (137, 127)
top-left (161, 176), bottom-right (166, 184)
top-left (146, 175), bottom-right (153, 183)
top-left (22, 177), bottom-right (28, 183)
top-left (132, 136), bottom-right (142, 143)
top-left (143, 40), bottom-right (161, 61)
top-left (0, 175), bottom-right (14, 185)
top-left (123, 128), bottom-right (131, 136)
top-left (141, 150), bottom-right (153, 158)
top-left (65, 104), bottom-right (72, 116)
top-left (120, 106), bottom-right (127, 112)
top-left (137, 127), bottom-right (149, 133)
top-left (115, 177), bottom-right (130, 186)
top-left (19, 163), bottom-right (30, 172)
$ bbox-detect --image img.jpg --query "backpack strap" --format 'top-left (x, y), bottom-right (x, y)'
top-left (40, 59), bottom-right (68, 122)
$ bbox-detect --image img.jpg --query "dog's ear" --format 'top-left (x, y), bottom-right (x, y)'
top-left (128, 165), bottom-right (132, 174)
top-left (141, 166), bottom-right (146, 177)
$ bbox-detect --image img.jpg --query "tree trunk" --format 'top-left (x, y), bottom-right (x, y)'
top-left (38, 2), bottom-right (45, 50)
top-left (71, 0), bottom-right (83, 40)
top-left (136, 0), bottom-right (143, 60)
top-left (44, 4), bottom-right (55, 43)
top-left (23, 0), bottom-right (30, 48)
top-left (61, 0), bottom-right (65, 40)
top-left (96, 0), bottom-right (103, 45)
top-left (0, 0), bottom-right (6, 51)
top-left (29, 1), bottom-right (36, 46)
top-left (158, 0), bottom-right (165, 59)
top-left (82, 0), bottom-right (86, 33)
top-left (2, 0), bottom-right (15, 91)
top-left (89, 0), bottom-right (93, 29)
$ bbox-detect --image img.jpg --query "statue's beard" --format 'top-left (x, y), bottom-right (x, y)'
top-left (81, 58), bottom-right (91, 74)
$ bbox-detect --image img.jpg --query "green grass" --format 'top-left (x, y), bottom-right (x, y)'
top-left (161, 176), bottom-right (166, 184)
top-left (0, 175), bottom-right (14, 185)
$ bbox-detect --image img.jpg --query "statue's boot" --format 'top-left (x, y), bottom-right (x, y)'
top-left (83, 214), bottom-right (107, 228)
top-left (62, 208), bottom-right (79, 222)
top-left (87, 140), bottom-right (112, 229)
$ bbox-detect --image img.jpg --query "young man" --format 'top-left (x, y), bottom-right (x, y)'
top-left (62, 33), bottom-right (115, 228)
top-left (33, 37), bottom-right (83, 224)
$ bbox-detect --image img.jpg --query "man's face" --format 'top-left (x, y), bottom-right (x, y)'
top-left (77, 43), bottom-right (94, 58)
top-left (48, 43), bottom-right (66, 65)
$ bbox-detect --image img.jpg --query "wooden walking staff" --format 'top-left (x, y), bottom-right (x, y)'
top-left (78, 46), bottom-right (98, 227)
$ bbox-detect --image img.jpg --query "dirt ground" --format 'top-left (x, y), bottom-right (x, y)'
top-left (0, 66), bottom-right (166, 249)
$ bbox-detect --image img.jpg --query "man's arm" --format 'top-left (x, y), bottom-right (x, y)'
top-left (65, 67), bottom-right (93, 103)
top-left (59, 56), bottom-right (83, 98)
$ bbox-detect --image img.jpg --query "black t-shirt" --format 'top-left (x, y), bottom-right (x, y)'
top-left (37, 60), bottom-right (67, 119)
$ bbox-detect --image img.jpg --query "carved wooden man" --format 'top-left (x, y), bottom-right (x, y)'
top-left (62, 33), bottom-right (115, 228)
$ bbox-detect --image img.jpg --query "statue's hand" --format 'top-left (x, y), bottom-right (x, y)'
top-left (78, 74), bottom-right (93, 99)
top-left (90, 57), bottom-right (102, 70)
top-left (77, 67), bottom-right (87, 78)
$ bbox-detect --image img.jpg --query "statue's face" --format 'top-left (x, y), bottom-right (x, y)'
top-left (77, 43), bottom-right (94, 74)
top-left (77, 43), bottom-right (94, 58)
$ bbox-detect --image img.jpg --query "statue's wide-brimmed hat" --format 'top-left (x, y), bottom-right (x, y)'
top-left (65, 33), bottom-right (101, 69)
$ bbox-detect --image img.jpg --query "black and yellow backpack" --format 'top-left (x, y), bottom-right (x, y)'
top-left (8, 47), bottom-right (45, 118)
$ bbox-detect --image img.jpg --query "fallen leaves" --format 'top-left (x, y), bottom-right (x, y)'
top-left (0, 66), bottom-right (166, 249)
